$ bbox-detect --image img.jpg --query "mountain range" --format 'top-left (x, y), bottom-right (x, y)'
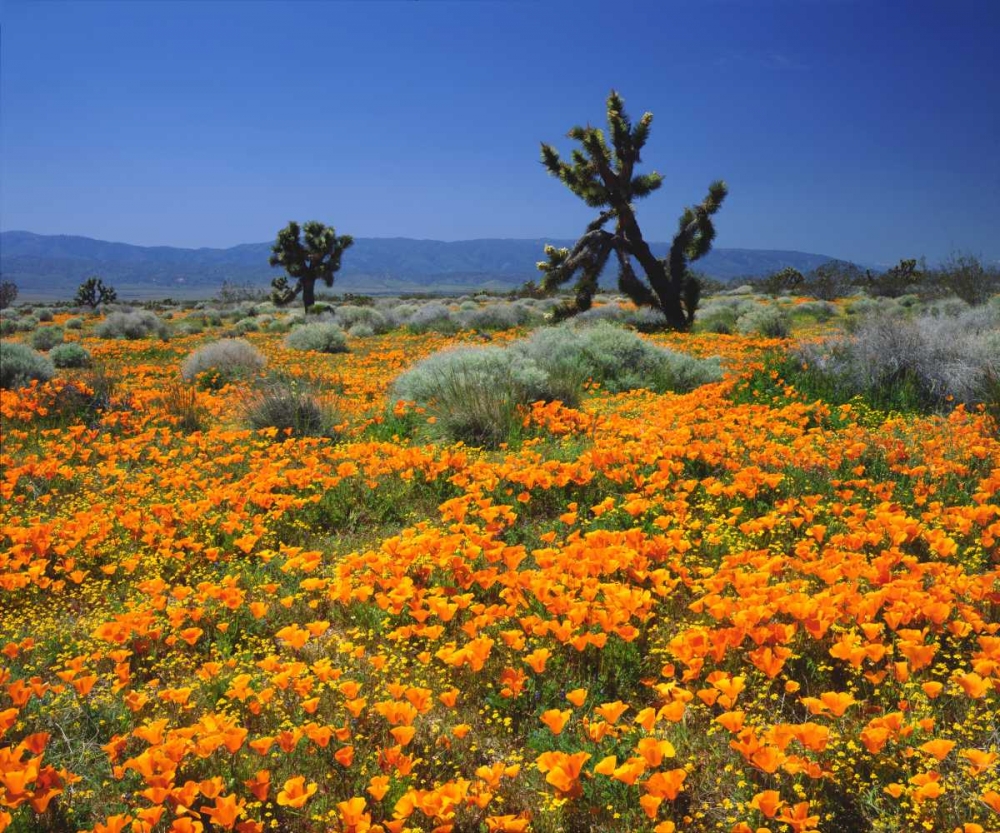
top-left (1, 231), bottom-right (852, 299)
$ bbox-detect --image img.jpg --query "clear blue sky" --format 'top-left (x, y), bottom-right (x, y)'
top-left (2, 0), bottom-right (998, 265)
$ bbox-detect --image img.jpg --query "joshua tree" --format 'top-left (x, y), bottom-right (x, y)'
top-left (537, 90), bottom-right (727, 330)
top-left (269, 221), bottom-right (354, 311)
top-left (75, 276), bottom-right (118, 308)
top-left (0, 281), bottom-right (17, 310)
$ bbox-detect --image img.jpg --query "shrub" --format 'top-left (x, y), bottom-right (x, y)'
top-left (623, 307), bottom-right (671, 333)
top-left (36, 309), bottom-right (54, 323)
top-left (696, 306), bottom-right (739, 334)
top-left (285, 322), bottom-right (349, 353)
top-left (574, 304), bottom-right (631, 326)
top-left (266, 317), bottom-right (293, 333)
top-left (177, 320), bottom-right (204, 336)
top-left (242, 375), bottom-right (340, 439)
top-left (181, 338), bottom-right (266, 388)
top-left (793, 308), bottom-right (1000, 411)
top-left (97, 310), bottom-right (170, 340)
top-left (927, 253), bottom-right (1000, 306)
top-left (233, 317), bottom-right (260, 335)
top-left (406, 303), bottom-right (458, 334)
top-left (926, 296), bottom-right (969, 318)
top-left (0, 341), bottom-right (55, 389)
top-left (64, 317), bottom-right (84, 330)
top-left (0, 317), bottom-right (18, 338)
top-left (794, 301), bottom-right (838, 322)
top-left (348, 323), bottom-right (375, 338)
top-left (30, 326), bottom-right (65, 351)
top-left (514, 322), bottom-right (723, 395)
top-left (392, 347), bottom-right (548, 446)
top-left (334, 305), bottom-right (390, 334)
top-left (49, 342), bottom-right (92, 368)
top-left (736, 305), bottom-right (791, 337)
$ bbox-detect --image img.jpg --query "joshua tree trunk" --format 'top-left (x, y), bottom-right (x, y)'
top-left (301, 279), bottom-right (316, 310)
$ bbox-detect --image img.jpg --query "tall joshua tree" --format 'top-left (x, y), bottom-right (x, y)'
top-left (537, 91), bottom-right (727, 330)
top-left (269, 221), bottom-right (354, 311)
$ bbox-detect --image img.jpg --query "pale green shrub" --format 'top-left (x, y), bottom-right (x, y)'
top-left (736, 306), bottom-right (791, 337)
top-left (181, 338), bottom-right (266, 388)
top-left (49, 342), bottom-right (92, 368)
top-left (285, 322), bottom-right (349, 353)
top-left (31, 326), bottom-right (64, 351)
top-left (0, 341), bottom-right (55, 389)
top-left (97, 310), bottom-right (170, 340)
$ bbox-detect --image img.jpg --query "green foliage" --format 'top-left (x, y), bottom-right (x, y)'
top-left (332, 305), bottom-right (390, 334)
top-left (513, 321), bottom-right (723, 394)
top-left (30, 326), bottom-right (65, 351)
top-left (392, 323), bottom-right (722, 447)
top-left (537, 90), bottom-right (727, 330)
top-left (735, 305), bottom-right (791, 337)
top-left (284, 322), bottom-right (349, 354)
top-left (391, 347), bottom-right (541, 447)
top-left (0, 281), bottom-right (17, 310)
top-left (49, 342), bottom-right (92, 368)
top-left (74, 276), bottom-right (118, 308)
top-left (0, 341), bottom-right (55, 389)
top-left (269, 220), bottom-right (353, 310)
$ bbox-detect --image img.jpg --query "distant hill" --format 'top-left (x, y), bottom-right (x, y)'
top-left (1, 231), bottom-right (850, 299)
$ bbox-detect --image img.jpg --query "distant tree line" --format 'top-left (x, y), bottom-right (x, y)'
top-left (743, 255), bottom-right (999, 306)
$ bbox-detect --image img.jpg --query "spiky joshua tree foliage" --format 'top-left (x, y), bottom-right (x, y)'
top-left (537, 90), bottom-right (727, 330)
top-left (269, 221), bottom-right (354, 311)
top-left (75, 276), bottom-right (117, 308)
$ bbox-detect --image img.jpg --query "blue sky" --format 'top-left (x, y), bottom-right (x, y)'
top-left (1, 0), bottom-right (998, 264)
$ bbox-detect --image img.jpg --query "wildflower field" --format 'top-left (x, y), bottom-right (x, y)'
top-left (1, 298), bottom-right (998, 833)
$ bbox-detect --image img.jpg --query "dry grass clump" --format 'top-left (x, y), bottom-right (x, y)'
top-left (241, 374), bottom-right (342, 439)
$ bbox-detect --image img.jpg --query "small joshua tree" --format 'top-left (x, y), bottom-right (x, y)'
top-left (269, 221), bottom-right (354, 311)
top-left (537, 90), bottom-right (727, 330)
top-left (75, 276), bottom-right (118, 308)
top-left (0, 281), bottom-right (17, 310)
